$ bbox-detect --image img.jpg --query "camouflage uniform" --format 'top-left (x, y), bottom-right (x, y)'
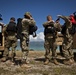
top-left (43, 19), bottom-right (61, 65)
top-left (58, 15), bottom-right (74, 65)
top-left (21, 12), bottom-right (36, 63)
top-left (2, 17), bottom-right (17, 62)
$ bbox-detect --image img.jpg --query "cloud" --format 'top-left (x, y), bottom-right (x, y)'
top-left (29, 32), bottom-right (44, 42)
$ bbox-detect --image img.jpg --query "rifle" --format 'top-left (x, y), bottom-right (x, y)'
top-left (55, 18), bottom-right (60, 22)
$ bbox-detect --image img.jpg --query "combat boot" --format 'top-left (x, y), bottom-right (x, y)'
top-left (1, 57), bottom-right (8, 62)
top-left (11, 53), bottom-right (16, 62)
top-left (71, 58), bottom-right (75, 63)
top-left (9, 60), bottom-right (15, 65)
top-left (22, 59), bottom-right (29, 64)
top-left (69, 58), bottom-right (74, 64)
top-left (53, 59), bottom-right (59, 65)
top-left (44, 59), bottom-right (49, 65)
top-left (25, 59), bottom-right (29, 64)
top-left (63, 59), bottom-right (73, 65)
top-left (21, 64), bottom-right (31, 68)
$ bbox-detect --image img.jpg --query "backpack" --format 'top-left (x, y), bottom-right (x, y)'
top-left (29, 25), bottom-right (38, 34)
top-left (6, 22), bottom-right (17, 32)
top-left (29, 25), bottom-right (38, 37)
top-left (17, 18), bottom-right (38, 37)
top-left (17, 18), bottom-right (22, 39)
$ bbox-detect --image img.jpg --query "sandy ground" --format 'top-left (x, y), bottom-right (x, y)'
top-left (0, 50), bottom-right (76, 75)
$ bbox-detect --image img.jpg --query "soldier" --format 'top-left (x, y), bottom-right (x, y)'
top-left (1, 17), bottom-right (17, 63)
top-left (58, 15), bottom-right (74, 65)
top-left (20, 12), bottom-right (36, 67)
top-left (43, 15), bottom-right (61, 65)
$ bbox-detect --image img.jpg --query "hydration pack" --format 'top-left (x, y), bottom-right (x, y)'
top-left (6, 22), bottom-right (17, 32)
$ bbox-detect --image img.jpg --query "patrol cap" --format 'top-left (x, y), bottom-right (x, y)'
top-left (10, 17), bottom-right (15, 21)
top-left (24, 12), bottom-right (32, 16)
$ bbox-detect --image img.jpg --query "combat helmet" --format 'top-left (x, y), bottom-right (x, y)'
top-left (24, 12), bottom-right (32, 16)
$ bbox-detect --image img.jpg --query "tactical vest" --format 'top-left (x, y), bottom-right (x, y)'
top-left (44, 23), bottom-right (56, 35)
top-left (6, 22), bottom-right (17, 32)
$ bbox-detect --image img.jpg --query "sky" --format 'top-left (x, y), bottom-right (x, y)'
top-left (0, 0), bottom-right (76, 41)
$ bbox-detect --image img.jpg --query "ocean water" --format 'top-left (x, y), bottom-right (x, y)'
top-left (16, 41), bottom-right (59, 51)
top-left (29, 41), bottom-right (45, 50)
top-left (16, 41), bottom-right (45, 51)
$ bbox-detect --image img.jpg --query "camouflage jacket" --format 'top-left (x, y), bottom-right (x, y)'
top-left (58, 15), bottom-right (73, 38)
top-left (43, 20), bottom-right (61, 38)
top-left (21, 18), bottom-right (36, 35)
top-left (58, 15), bottom-right (72, 28)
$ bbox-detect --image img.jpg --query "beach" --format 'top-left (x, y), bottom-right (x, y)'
top-left (0, 50), bottom-right (76, 75)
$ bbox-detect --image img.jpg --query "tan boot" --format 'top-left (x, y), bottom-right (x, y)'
top-left (21, 64), bottom-right (31, 68)
top-left (63, 59), bottom-right (72, 65)
top-left (44, 59), bottom-right (49, 65)
top-left (69, 58), bottom-right (74, 64)
top-left (53, 59), bottom-right (59, 65)
top-left (8, 60), bottom-right (15, 65)
top-left (1, 57), bottom-right (8, 62)
top-left (25, 59), bottom-right (29, 64)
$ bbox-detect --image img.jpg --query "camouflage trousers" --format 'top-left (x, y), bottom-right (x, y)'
top-left (62, 35), bottom-right (74, 60)
top-left (3, 36), bottom-right (17, 59)
top-left (20, 35), bottom-right (29, 61)
top-left (44, 37), bottom-right (57, 59)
